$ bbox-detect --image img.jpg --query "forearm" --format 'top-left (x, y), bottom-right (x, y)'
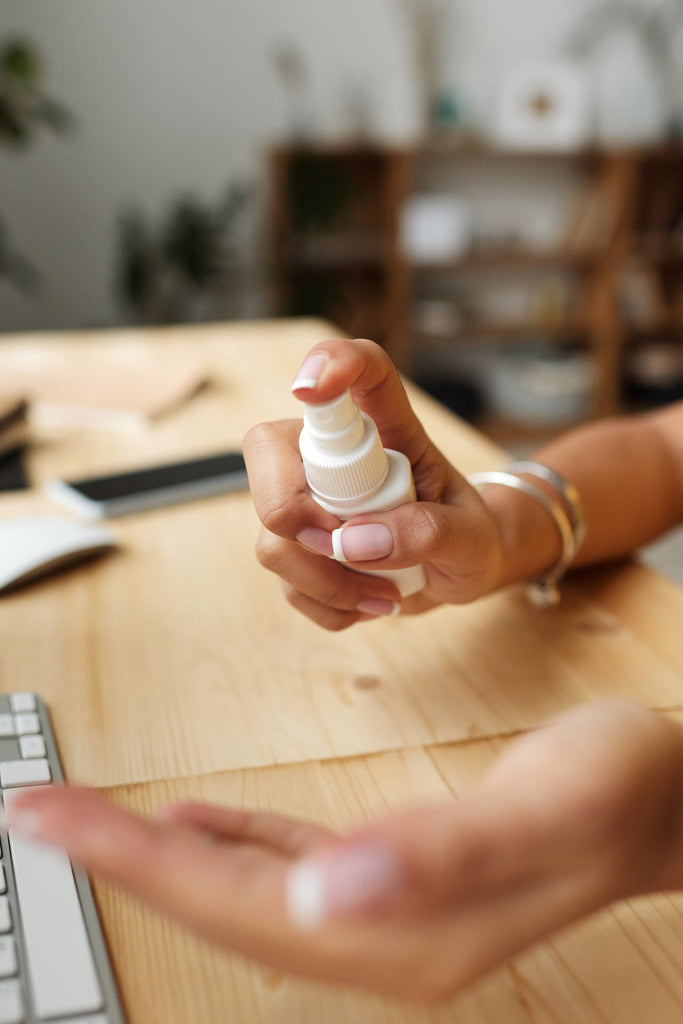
top-left (482, 403), bottom-right (683, 590)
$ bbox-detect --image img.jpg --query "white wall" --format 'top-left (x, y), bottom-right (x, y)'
top-left (0, 0), bottom-right (646, 332)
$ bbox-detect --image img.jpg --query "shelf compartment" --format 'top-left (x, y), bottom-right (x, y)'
top-left (409, 247), bottom-right (598, 271)
top-left (412, 314), bottom-right (591, 343)
top-left (626, 311), bottom-right (682, 337)
top-left (283, 235), bottom-right (386, 270)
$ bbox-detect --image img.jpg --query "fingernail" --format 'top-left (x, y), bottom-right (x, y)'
top-left (4, 804), bottom-right (52, 842)
top-left (291, 353), bottom-right (328, 392)
top-left (332, 524), bottom-right (394, 563)
top-left (285, 844), bottom-right (401, 929)
top-left (154, 805), bottom-right (179, 822)
top-left (296, 527), bottom-right (333, 557)
top-left (357, 598), bottom-right (401, 617)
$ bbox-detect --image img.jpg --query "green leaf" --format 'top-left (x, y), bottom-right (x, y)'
top-left (0, 40), bottom-right (42, 85)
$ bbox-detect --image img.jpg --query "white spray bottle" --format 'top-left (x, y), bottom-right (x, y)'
top-left (298, 390), bottom-right (426, 598)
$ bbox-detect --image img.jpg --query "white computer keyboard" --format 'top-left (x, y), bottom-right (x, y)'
top-left (0, 693), bottom-right (125, 1023)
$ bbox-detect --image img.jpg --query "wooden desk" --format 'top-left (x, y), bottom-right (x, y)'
top-left (1, 319), bottom-right (683, 1023)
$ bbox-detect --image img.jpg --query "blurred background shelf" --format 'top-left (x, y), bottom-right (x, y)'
top-left (413, 315), bottom-right (591, 342)
top-left (268, 143), bottom-right (683, 440)
top-left (410, 248), bottom-right (598, 271)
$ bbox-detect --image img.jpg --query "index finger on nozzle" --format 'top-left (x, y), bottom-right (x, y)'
top-left (290, 339), bottom-right (393, 404)
top-left (290, 339), bottom-right (428, 467)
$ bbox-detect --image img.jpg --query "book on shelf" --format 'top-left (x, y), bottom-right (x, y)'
top-left (617, 262), bottom-right (665, 328)
top-left (640, 173), bottom-right (683, 240)
top-left (563, 179), bottom-right (622, 257)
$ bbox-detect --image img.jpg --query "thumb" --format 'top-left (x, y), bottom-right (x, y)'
top-left (331, 494), bottom-right (500, 595)
top-left (284, 798), bottom-right (533, 929)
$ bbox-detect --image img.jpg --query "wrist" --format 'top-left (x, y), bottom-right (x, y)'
top-left (477, 479), bottom-right (564, 593)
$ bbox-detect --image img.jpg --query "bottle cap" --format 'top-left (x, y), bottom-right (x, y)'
top-left (299, 391), bottom-right (388, 502)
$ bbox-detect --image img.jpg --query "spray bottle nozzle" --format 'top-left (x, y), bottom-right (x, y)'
top-left (302, 391), bottom-right (365, 455)
top-left (298, 389), bottom-right (388, 501)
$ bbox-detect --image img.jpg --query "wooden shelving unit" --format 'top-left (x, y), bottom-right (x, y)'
top-left (413, 314), bottom-right (591, 342)
top-left (410, 248), bottom-right (598, 271)
top-left (268, 142), bottom-right (683, 436)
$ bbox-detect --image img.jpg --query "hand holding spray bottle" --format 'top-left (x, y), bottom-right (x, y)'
top-left (297, 389), bottom-right (426, 598)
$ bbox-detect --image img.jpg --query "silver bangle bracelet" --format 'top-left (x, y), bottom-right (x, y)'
top-left (467, 468), bottom-right (582, 609)
top-left (505, 461), bottom-right (587, 554)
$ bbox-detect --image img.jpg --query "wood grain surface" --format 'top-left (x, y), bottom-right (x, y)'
top-left (1, 319), bottom-right (682, 1022)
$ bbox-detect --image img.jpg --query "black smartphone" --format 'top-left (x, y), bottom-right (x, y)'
top-left (45, 451), bottom-right (248, 519)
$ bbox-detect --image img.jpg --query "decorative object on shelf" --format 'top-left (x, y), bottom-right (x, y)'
top-left (338, 81), bottom-right (377, 141)
top-left (564, 1), bottom-right (683, 143)
top-left (528, 277), bottom-right (574, 328)
top-left (413, 297), bottom-right (470, 337)
top-left (483, 345), bottom-right (596, 427)
top-left (0, 37), bottom-right (73, 293)
top-left (271, 43), bottom-right (315, 141)
top-left (394, 0), bottom-right (457, 137)
top-left (617, 262), bottom-right (665, 328)
top-left (493, 62), bottom-right (591, 151)
top-left (115, 183), bottom-right (250, 325)
top-left (400, 194), bottom-right (471, 261)
top-left (431, 88), bottom-right (467, 136)
top-left (625, 340), bottom-right (683, 407)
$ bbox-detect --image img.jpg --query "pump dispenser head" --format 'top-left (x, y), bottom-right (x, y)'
top-left (299, 391), bottom-right (389, 504)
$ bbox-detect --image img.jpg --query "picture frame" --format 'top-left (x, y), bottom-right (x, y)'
top-left (494, 62), bottom-right (591, 151)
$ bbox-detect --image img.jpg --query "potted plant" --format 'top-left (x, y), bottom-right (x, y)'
top-left (115, 183), bottom-right (251, 325)
top-left (0, 37), bottom-right (72, 291)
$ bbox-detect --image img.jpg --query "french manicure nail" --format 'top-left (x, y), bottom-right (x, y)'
top-left (356, 598), bottom-right (401, 617)
top-left (332, 524), bottom-right (394, 563)
top-left (291, 353), bottom-right (328, 392)
top-left (296, 527), bottom-right (334, 557)
top-left (286, 844), bottom-right (401, 929)
top-left (4, 805), bottom-right (50, 842)
top-left (153, 804), bottom-right (179, 822)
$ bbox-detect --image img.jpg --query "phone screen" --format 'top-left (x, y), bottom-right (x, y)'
top-left (67, 452), bottom-right (247, 502)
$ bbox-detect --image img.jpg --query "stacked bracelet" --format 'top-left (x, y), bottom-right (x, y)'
top-left (506, 461), bottom-right (587, 552)
top-left (467, 462), bottom-right (586, 609)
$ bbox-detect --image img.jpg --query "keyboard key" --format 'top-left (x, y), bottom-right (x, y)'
top-left (0, 697), bottom-right (123, 1020)
top-left (19, 736), bottom-right (46, 760)
top-left (0, 744), bottom-right (19, 767)
top-left (0, 760), bottom-right (51, 788)
top-left (0, 979), bottom-right (23, 1023)
top-left (9, 694), bottom-right (35, 714)
top-left (58, 1018), bottom-right (108, 1024)
top-left (12, 714), bottom-right (39, 736)
top-left (0, 940), bottom-right (16, 979)
top-left (3, 787), bottom-right (104, 1020)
